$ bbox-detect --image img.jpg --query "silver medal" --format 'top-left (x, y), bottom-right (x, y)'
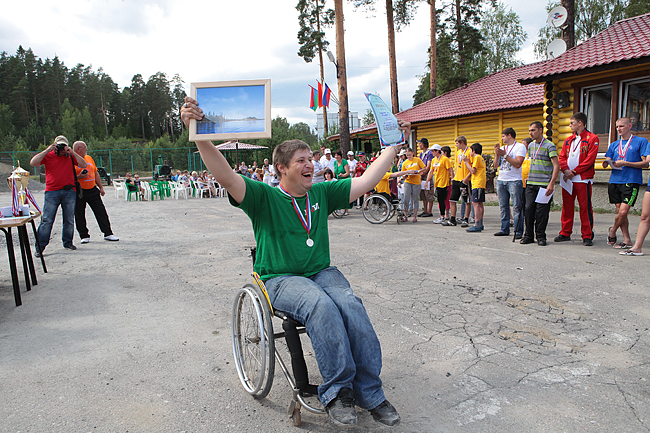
top-left (306, 238), bottom-right (314, 247)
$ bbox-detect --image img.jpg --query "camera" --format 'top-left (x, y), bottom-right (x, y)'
top-left (55, 141), bottom-right (67, 155)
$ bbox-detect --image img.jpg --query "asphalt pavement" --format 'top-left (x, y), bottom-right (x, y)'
top-left (1, 189), bottom-right (649, 433)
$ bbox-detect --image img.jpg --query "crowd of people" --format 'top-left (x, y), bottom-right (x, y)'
top-left (249, 114), bottom-right (650, 255)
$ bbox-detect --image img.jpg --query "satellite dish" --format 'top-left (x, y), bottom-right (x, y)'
top-left (548, 6), bottom-right (568, 28)
top-left (547, 39), bottom-right (567, 59)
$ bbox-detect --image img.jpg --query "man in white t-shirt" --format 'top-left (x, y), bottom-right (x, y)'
top-left (494, 127), bottom-right (526, 238)
top-left (312, 150), bottom-right (326, 183)
top-left (321, 148), bottom-right (335, 171)
top-left (347, 151), bottom-right (357, 178)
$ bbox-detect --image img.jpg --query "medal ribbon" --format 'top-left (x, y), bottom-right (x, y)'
top-left (278, 184), bottom-right (311, 238)
top-left (618, 135), bottom-right (633, 160)
top-left (531, 140), bottom-right (544, 164)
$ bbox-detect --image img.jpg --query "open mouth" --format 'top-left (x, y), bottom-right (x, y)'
top-left (302, 173), bottom-right (313, 179)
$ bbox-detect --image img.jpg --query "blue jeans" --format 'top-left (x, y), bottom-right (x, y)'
top-left (36, 189), bottom-right (76, 251)
top-left (264, 267), bottom-right (385, 410)
top-left (497, 179), bottom-right (523, 235)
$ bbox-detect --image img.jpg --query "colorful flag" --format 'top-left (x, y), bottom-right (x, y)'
top-left (25, 189), bottom-right (41, 214)
top-left (309, 86), bottom-right (317, 111)
top-left (317, 81), bottom-right (323, 108)
top-left (11, 178), bottom-right (20, 216)
top-left (323, 83), bottom-right (331, 108)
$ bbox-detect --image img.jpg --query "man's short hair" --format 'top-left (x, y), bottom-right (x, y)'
top-left (502, 127), bottom-right (516, 139)
top-left (571, 112), bottom-right (587, 126)
top-left (529, 121), bottom-right (543, 130)
top-left (273, 139), bottom-right (311, 180)
top-left (617, 117), bottom-right (631, 124)
top-left (471, 143), bottom-right (482, 155)
top-left (455, 136), bottom-right (467, 145)
top-left (418, 138), bottom-right (429, 148)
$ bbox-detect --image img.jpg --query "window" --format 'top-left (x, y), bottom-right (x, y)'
top-left (622, 77), bottom-right (650, 141)
top-left (582, 84), bottom-right (612, 152)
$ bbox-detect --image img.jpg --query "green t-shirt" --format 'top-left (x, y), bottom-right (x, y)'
top-left (229, 175), bottom-right (352, 281)
top-left (333, 159), bottom-right (349, 179)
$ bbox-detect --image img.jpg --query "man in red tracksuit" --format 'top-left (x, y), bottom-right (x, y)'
top-left (555, 112), bottom-right (600, 246)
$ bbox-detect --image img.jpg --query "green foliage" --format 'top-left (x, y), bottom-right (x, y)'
top-left (362, 108), bottom-right (375, 126)
top-left (0, 47), bottom-right (187, 147)
top-left (296, 0), bottom-right (335, 63)
top-left (479, 2), bottom-right (526, 74)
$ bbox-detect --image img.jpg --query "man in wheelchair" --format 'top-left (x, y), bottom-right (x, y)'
top-left (182, 98), bottom-right (407, 427)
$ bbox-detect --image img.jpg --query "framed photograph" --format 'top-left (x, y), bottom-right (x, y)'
top-left (189, 79), bottom-right (271, 141)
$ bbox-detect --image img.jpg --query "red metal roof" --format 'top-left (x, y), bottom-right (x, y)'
top-left (519, 13), bottom-right (650, 84)
top-left (357, 62), bottom-right (545, 132)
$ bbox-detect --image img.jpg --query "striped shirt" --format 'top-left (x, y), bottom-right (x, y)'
top-left (526, 139), bottom-right (557, 186)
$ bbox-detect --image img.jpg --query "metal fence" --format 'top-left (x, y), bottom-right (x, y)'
top-left (1, 146), bottom-right (272, 181)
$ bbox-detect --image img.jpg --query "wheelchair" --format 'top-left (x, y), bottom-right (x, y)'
top-left (361, 192), bottom-right (406, 224)
top-left (231, 248), bottom-right (325, 426)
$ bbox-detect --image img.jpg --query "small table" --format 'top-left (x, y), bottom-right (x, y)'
top-left (1, 214), bottom-right (47, 306)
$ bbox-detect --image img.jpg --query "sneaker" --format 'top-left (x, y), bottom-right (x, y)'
top-left (370, 400), bottom-right (400, 426)
top-left (583, 238), bottom-right (593, 246)
top-left (442, 219), bottom-right (457, 226)
top-left (34, 249), bottom-right (42, 258)
top-left (460, 219), bottom-right (469, 228)
top-left (81, 238), bottom-right (90, 244)
top-left (64, 244), bottom-right (77, 251)
top-left (355, 206), bottom-right (361, 209)
top-left (494, 231), bottom-right (509, 236)
top-left (466, 225), bottom-right (482, 232)
top-left (104, 235), bottom-right (119, 241)
top-left (326, 388), bottom-right (357, 427)
top-left (433, 216), bottom-right (445, 224)
top-left (554, 234), bottom-right (571, 242)
top-left (417, 211), bottom-right (426, 217)
top-left (468, 217), bottom-right (475, 223)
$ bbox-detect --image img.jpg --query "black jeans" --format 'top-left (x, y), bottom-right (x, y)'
top-left (524, 184), bottom-right (551, 241)
top-left (75, 186), bottom-right (113, 238)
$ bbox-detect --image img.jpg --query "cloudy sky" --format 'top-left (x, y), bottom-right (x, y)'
top-left (0, 0), bottom-right (548, 129)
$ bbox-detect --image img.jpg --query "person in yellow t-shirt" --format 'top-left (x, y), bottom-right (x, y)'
top-left (425, 144), bottom-right (454, 224)
top-left (463, 143), bottom-right (486, 232)
top-left (401, 147), bottom-right (426, 222)
top-left (443, 136), bottom-right (472, 226)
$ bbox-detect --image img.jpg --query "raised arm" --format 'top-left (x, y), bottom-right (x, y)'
top-left (349, 121), bottom-right (411, 201)
top-left (180, 97), bottom-right (246, 203)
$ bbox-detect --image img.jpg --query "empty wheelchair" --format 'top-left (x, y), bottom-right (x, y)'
top-left (231, 249), bottom-right (325, 426)
top-left (361, 193), bottom-right (406, 224)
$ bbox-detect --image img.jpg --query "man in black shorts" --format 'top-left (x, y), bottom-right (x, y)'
top-left (443, 136), bottom-right (472, 226)
top-left (603, 117), bottom-right (649, 248)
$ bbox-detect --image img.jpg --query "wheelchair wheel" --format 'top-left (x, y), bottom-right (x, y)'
top-left (232, 283), bottom-right (275, 399)
top-left (362, 194), bottom-right (391, 224)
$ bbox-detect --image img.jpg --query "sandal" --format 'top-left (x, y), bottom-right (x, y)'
top-left (613, 242), bottom-right (631, 249)
top-left (607, 227), bottom-right (616, 245)
top-left (412, 217), bottom-right (417, 223)
top-left (620, 250), bottom-right (644, 256)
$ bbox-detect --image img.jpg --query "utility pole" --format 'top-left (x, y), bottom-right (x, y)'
top-left (316, 0), bottom-right (328, 137)
top-left (334, 0), bottom-right (350, 154)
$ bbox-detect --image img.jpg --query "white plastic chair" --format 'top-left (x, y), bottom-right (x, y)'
top-left (172, 181), bottom-right (189, 199)
top-left (195, 180), bottom-right (213, 199)
top-left (114, 180), bottom-right (126, 199)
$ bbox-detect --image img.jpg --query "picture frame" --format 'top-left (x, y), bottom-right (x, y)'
top-left (189, 79), bottom-right (272, 141)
